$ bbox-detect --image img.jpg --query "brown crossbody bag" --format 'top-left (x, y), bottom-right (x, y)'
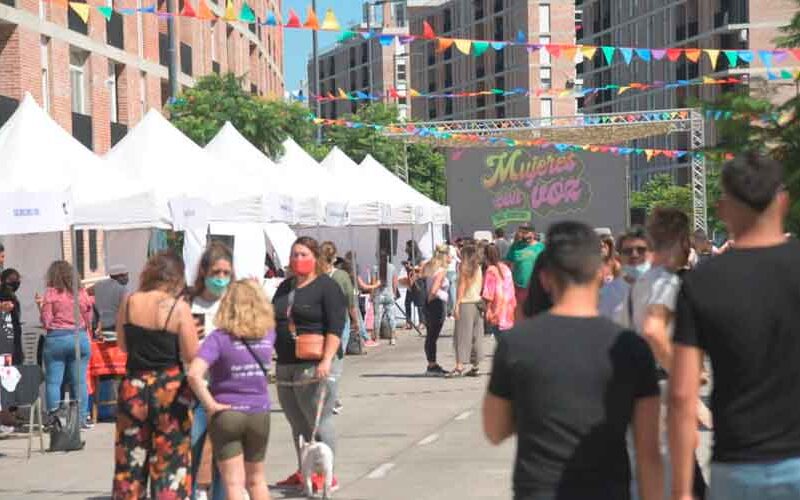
top-left (287, 283), bottom-right (325, 361)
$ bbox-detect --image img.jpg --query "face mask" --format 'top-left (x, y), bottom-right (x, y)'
top-left (6, 281), bottom-right (20, 292)
top-left (205, 276), bottom-right (230, 297)
top-left (291, 257), bottom-right (316, 276)
top-left (115, 276), bottom-right (129, 286)
top-left (622, 262), bottom-right (651, 281)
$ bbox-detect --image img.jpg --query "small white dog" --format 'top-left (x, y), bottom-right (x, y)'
top-left (299, 434), bottom-right (335, 499)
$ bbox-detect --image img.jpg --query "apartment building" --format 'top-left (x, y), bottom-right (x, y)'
top-left (578, 0), bottom-right (799, 186)
top-left (0, 0), bottom-right (284, 278)
top-left (309, 0), bottom-right (414, 120)
top-left (408, 0), bottom-right (577, 121)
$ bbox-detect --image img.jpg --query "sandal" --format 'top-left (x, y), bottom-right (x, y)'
top-left (445, 368), bottom-right (465, 378)
top-left (465, 367), bottom-right (480, 377)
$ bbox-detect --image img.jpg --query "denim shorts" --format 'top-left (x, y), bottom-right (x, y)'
top-left (709, 457), bottom-right (800, 500)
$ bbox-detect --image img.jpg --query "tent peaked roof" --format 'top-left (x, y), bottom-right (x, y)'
top-left (205, 121), bottom-right (277, 171)
top-left (279, 137), bottom-right (319, 171)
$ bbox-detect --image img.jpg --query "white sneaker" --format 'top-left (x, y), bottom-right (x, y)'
top-left (0, 425), bottom-right (14, 435)
top-left (389, 338), bottom-right (397, 346)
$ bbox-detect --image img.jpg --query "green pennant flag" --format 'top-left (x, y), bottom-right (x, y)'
top-left (724, 50), bottom-right (738, 68)
top-left (338, 31), bottom-right (357, 42)
top-left (781, 69), bottom-right (793, 79)
top-left (97, 5), bottom-right (113, 20)
top-left (472, 41), bottom-right (490, 56)
top-left (601, 46), bottom-right (616, 65)
top-left (239, 2), bottom-right (256, 23)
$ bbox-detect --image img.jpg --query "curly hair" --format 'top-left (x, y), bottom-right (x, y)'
top-left (46, 260), bottom-right (77, 292)
top-left (214, 279), bottom-right (275, 339)
top-left (140, 251), bottom-right (186, 294)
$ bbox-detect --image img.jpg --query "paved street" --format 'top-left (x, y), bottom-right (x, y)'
top-left (0, 321), bottom-right (712, 499)
top-left (0, 321), bottom-right (514, 500)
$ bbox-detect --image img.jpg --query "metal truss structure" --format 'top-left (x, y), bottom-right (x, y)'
top-left (385, 108), bottom-right (707, 233)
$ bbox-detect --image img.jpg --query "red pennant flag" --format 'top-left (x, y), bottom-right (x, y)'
top-left (180, 0), bottom-right (196, 17)
top-left (285, 8), bottom-right (302, 28)
top-left (546, 44), bottom-right (561, 57)
top-left (792, 49), bottom-right (800, 61)
top-left (388, 88), bottom-right (400, 99)
top-left (666, 48), bottom-right (682, 62)
top-left (422, 20), bottom-right (436, 40)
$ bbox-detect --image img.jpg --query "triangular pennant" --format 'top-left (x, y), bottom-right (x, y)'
top-left (723, 50), bottom-right (738, 68)
top-left (338, 88), bottom-right (349, 100)
top-left (97, 5), bottom-right (113, 20)
top-left (618, 86), bottom-right (630, 95)
top-left (239, 3), bottom-right (256, 23)
top-left (69, 2), bottom-right (90, 23)
top-left (758, 50), bottom-right (773, 66)
top-left (666, 48), bottom-right (682, 62)
top-left (223, 0), bottom-right (236, 21)
top-left (196, 0), bottom-right (213, 19)
top-left (473, 41), bottom-right (490, 56)
top-left (580, 46), bottom-right (597, 60)
top-left (285, 8), bottom-right (302, 28)
top-left (409, 89), bottom-right (421, 97)
top-left (781, 69), bottom-right (793, 79)
top-left (379, 35), bottom-right (395, 46)
top-left (634, 48), bottom-right (651, 61)
top-left (774, 50), bottom-right (790, 63)
top-left (454, 39), bottom-right (472, 55)
top-left (437, 38), bottom-right (454, 52)
top-left (561, 45), bottom-right (577, 62)
top-left (684, 48), bottom-right (701, 63)
top-left (601, 46), bottom-right (615, 64)
top-left (738, 50), bottom-right (753, 63)
top-left (704, 49), bottom-right (720, 69)
top-left (792, 49), bottom-right (800, 61)
top-left (337, 31), bottom-right (357, 42)
top-left (303, 7), bottom-right (319, 30)
top-left (138, 5), bottom-right (155, 13)
top-left (320, 8), bottom-right (340, 31)
top-left (422, 20), bottom-right (436, 39)
top-left (546, 44), bottom-right (561, 58)
top-left (619, 47), bottom-right (633, 65)
top-left (651, 49), bottom-right (667, 60)
top-left (516, 31), bottom-right (526, 44)
top-left (179, 0), bottom-right (195, 17)
top-left (491, 42), bottom-right (507, 51)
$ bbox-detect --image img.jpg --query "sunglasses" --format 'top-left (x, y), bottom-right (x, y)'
top-left (620, 246), bottom-right (648, 257)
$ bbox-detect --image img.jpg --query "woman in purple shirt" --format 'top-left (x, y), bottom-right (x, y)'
top-left (187, 279), bottom-right (276, 500)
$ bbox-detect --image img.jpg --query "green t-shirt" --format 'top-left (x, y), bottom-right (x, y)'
top-left (506, 241), bottom-right (545, 289)
top-left (330, 269), bottom-right (355, 308)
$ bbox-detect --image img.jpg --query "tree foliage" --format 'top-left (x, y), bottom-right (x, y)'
top-left (631, 174), bottom-right (693, 217)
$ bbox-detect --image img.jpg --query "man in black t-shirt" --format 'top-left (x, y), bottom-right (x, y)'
top-left (484, 221), bottom-right (663, 500)
top-left (670, 153), bottom-right (800, 500)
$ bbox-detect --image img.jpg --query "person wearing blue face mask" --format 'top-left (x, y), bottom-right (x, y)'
top-left (189, 242), bottom-right (234, 500)
top-left (616, 226), bottom-right (652, 284)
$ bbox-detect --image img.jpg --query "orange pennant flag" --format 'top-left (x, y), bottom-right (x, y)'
top-left (579, 45), bottom-right (597, 60)
top-left (436, 38), bottom-right (454, 53)
top-left (196, 0), bottom-right (214, 19)
top-left (561, 45), bottom-right (578, 62)
top-left (180, 0), bottom-right (196, 18)
top-left (705, 49), bottom-right (720, 69)
top-left (304, 6), bottom-right (319, 30)
top-left (684, 48), bottom-right (701, 63)
top-left (51, 0), bottom-right (67, 7)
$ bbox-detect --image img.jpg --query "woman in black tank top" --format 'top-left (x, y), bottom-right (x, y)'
top-left (112, 252), bottom-right (199, 500)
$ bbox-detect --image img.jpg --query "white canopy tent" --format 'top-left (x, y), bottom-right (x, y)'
top-left (318, 147), bottom-right (383, 226)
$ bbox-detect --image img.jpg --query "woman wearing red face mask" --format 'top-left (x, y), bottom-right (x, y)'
top-left (272, 237), bottom-right (347, 494)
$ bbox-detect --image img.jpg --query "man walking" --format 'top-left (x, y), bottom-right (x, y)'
top-left (506, 225), bottom-right (545, 308)
top-left (670, 153), bottom-right (800, 500)
top-left (493, 227), bottom-right (510, 260)
top-left (484, 221), bottom-right (663, 500)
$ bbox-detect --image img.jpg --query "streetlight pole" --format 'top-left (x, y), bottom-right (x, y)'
top-left (312, 0), bottom-right (322, 143)
top-left (166, 0), bottom-right (178, 99)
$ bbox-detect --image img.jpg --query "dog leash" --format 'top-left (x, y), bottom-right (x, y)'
top-left (311, 383), bottom-right (328, 441)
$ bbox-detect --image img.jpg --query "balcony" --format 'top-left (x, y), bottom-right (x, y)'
top-left (72, 112), bottom-right (93, 151)
top-left (180, 42), bottom-right (192, 76)
top-left (68, 1), bottom-right (89, 35)
top-left (107, 12), bottom-right (124, 49)
top-left (110, 121), bottom-right (127, 147)
top-left (714, 9), bottom-right (748, 28)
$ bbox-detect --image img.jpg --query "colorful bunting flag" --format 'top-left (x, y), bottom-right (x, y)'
top-left (666, 48), bottom-right (682, 62)
top-left (223, 0), bottom-right (236, 21)
top-left (738, 50), bottom-right (753, 63)
top-left (601, 46), bottom-right (615, 64)
top-left (303, 7), bottom-right (319, 30)
top-left (285, 8), bottom-right (301, 28)
top-left (379, 35), bottom-right (395, 46)
top-left (437, 38), bottom-right (454, 52)
top-left (263, 11), bottom-right (277, 25)
top-left (97, 5), bottom-right (113, 20)
top-left (337, 88), bottom-right (349, 100)
top-left (758, 50), bottom-right (773, 66)
top-left (422, 21), bottom-right (436, 40)
top-left (561, 46), bottom-right (577, 62)
top-left (580, 46), bottom-right (597, 60)
top-left (337, 31), bottom-right (357, 42)
top-left (69, 2), bottom-right (90, 23)
top-left (634, 48), bottom-right (651, 61)
top-left (705, 49), bottom-right (720, 69)
top-left (516, 31), bottom-right (526, 44)
top-left (473, 41), bottom-right (490, 56)
top-left (239, 3), bottom-right (255, 23)
top-left (546, 45), bottom-right (561, 58)
top-left (651, 49), bottom-right (667, 61)
top-left (491, 42), bottom-right (507, 51)
top-left (320, 8), bottom-right (340, 31)
top-left (723, 50), bottom-right (738, 68)
top-left (619, 47), bottom-right (633, 65)
top-left (684, 49), bottom-right (701, 63)
top-left (454, 39), bottom-right (472, 55)
top-left (196, 0), bottom-right (213, 20)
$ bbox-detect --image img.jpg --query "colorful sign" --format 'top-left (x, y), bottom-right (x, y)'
top-left (446, 148), bottom-right (626, 237)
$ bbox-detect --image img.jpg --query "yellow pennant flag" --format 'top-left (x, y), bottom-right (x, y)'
top-left (579, 45), bottom-right (597, 60)
top-left (454, 39), bottom-right (472, 55)
top-left (618, 86), bottom-right (631, 95)
top-left (559, 89), bottom-right (572, 97)
top-left (705, 49), bottom-right (720, 70)
top-left (224, 0), bottom-right (236, 20)
top-left (644, 149), bottom-right (655, 161)
top-left (337, 88), bottom-right (349, 99)
top-left (69, 2), bottom-right (90, 23)
top-left (409, 88), bottom-right (421, 97)
top-left (320, 8), bottom-right (340, 31)
top-left (703, 76), bottom-right (717, 84)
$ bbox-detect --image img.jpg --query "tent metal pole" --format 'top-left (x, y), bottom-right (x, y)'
top-left (69, 225), bottom-right (83, 433)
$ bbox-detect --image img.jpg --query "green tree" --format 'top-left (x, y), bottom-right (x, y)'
top-left (631, 174), bottom-right (693, 216)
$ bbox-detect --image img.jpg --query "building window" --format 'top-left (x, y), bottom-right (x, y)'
top-left (496, 104), bottom-right (505, 118)
top-left (540, 67), bottom-right (552, 89)
top-left (210, 21), bottom-right (217, 62)
top-left (540, 98), bottom-right (553, 124)
top-left (493, 0), bottom-right (503, 13)
top-left (428, 68), bottom-right (437, 92)
top-left (398, 96), bottom-right (407, 106)
top-left (539, 4), bottom-right (550, 33)
top-left (443, 11), bottom-right (452, 32)
top-left (494, 16), bottom-right (504, 40)
top-left (69, 48), bottom-right (89, 114)
top-left (349, 46), bottom-right (356, 66)
top-left (40, 36), bottom-right (50, 112)
top-left (495, 50), bottom-right (505, 73)
top-left (477, 58), bottom-right (485, 79)
top-left (427, 42), bottom-right (435, 66)
top-left (362, 42), bottom-right (368, 63)
top-left (428, 100), bottom-right (437, 119)
top-left (397, 62), bottom-right (407, 82)
top-left (473, 0), bottom-right (484, 20)
top-left (444, 45), bottom-right (453, 61)
top-left (361, 66), bottom-right (369, 87)
top-left (393, 2), bottom-right (406, 27)
top-left (477, 81), bottom-right (486, 108)
top-left (75, 229), bottom-right (85, 278)
top-left (327, 57), bottom-right (334, 76)
top-left (139, 70), bottom-right (147, 114)
top-left (444, 64), bottom-right (453, 88)
top-left (88, 229), bottom-right (98, 272)
top-left (539, 35), bottom-right (551, 65)
top-left (107, 62), bottom-right (119, 122)
top-left (445, 99), bottom-right (453, 116)
top-left (495, 76), bottom-right (505, 102)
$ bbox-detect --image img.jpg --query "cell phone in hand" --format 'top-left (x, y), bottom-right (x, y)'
top-left (192, 313), bottom-right (205, 337)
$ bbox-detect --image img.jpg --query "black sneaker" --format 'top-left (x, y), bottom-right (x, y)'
top-left (426, 364), bottom-right (447, 376)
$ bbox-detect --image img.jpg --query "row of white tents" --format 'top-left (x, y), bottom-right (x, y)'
top-left (1, 94), bottom-right (451, 326)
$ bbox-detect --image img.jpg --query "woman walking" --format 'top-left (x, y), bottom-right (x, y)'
top-left (113, 251), bottom-right (198, 499)
top-left (482, 244), bottom-right (516, 339)
top-left (0, 268), bottom-right (24, 365)
top-left (449, 244), bottom-right (484, 377)
top-left (38, 260), bottom-right (93, 429)
top-left (272, 237), bottom-right (347, 494)
top-left (187, 280), bottom-right (276, 500)
top-left (373, 250), bottom-right (399, 346)
top-left (188, 243), bottom-right (234, 500)
top-left (423, 246), bottom-right (449, 376)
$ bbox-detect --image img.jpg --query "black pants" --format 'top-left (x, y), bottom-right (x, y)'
top-left (424, 300), bottom-right (445, 363)
top-left (404, 292), bottom-right (426, 325)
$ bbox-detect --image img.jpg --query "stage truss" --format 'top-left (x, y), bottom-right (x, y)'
top-left (385, 108), bottom-right (708, 233)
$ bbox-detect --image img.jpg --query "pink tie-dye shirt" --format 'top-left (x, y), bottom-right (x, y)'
top-left (482, 262), bottom-right (516, 331)
top-left (40, 287), bottom-right (93, 331)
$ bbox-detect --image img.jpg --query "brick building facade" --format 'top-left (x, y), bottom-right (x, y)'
top-left (1, 0), bottom-right (284, 278)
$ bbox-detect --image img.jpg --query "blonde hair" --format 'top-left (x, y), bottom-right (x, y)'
top-left (214, 279), bottom-right (275, 340)
top-left (424, 247), bottom-right (449, 277)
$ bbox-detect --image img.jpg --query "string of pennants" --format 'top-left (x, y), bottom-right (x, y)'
top-left (310, 114), bottom-right (736, 163)
top-left (291, 74), bottom-right (800, 104)
top-left (57, 2), bottom-right (800, 73)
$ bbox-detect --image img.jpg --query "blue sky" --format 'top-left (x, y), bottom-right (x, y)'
top-left (281, 1), bottom-right (364, 92)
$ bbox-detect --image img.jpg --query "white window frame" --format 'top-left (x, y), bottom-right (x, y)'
top-left (540, 97), bottom-right (553, 124)
top-left (539, 35), bottom-right (551, 65)
top-left (538, 4), bottom-right (550, 33)
top-left (69, 49), bottom-right (88, 115)
top-left (210, 21), bottom-right (217, 62)
top-left (107, 61), bottom-right (118, 122)
top-left (40, 36), bottom-right (50, 112)
top-left (539, 67), bottom-right (552, 89)
top-left (136, 0), bottom-right (144, 58)
top-left (140, 70), bottom-right (147, 115)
